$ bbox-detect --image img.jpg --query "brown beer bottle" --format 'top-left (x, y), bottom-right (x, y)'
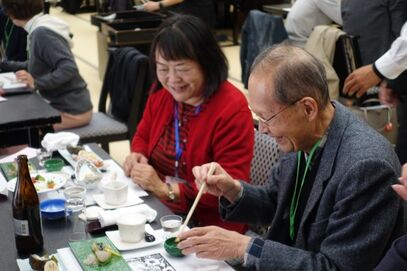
top-left (12, 155), bottom-right (43, 254)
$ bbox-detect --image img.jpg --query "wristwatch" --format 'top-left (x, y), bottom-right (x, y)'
top-left (167, 183), bottom-right (175, 201)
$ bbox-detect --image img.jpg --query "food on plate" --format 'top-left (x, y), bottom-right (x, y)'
top-left (0, 161), bottom-right (36, 180)
top-left (84, 242), bottom-right (120, 266)
top-left (66, 144), bottom-right (84, 155)
top-left (74, 150), bottom-right (103, 168)
top-left (44, 260), bottom-right (59, 271)
top-left (29, 254), bottom-right (58, 271)
top-left (47, 180), bottom-right (56, 189)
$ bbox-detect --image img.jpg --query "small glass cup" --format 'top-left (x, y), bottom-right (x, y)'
top-left (37, 148), bottom-right (52, 167)
top-left (65, 197), bottom-right (87, 242)
top-left (160, 215), bottom-right (183, 239)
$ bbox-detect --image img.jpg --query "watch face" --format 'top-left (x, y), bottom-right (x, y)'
top-left (167, 183), bottom-right (175, 201)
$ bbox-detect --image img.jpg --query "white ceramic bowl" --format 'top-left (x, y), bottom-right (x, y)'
top-left (117, 213), bottom-right (146, 243)
top-left (103, 181), bottom-right (128, 205)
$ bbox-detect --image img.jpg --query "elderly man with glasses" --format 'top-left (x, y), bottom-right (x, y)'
top-left (176, 44), bottom-right (404, 271)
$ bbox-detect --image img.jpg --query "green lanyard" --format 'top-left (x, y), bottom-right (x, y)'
top-left (289, 139), bottom-right (321, 241)
top-left (3, 18), bottom-right (14, 52)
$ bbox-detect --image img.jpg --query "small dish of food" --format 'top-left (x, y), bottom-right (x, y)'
top-left (7, 173), bottom-right (67, 194)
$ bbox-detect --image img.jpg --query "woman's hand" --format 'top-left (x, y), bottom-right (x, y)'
top-left (177, 226), bottom-right (251, 260)
top-left (192, 162), bottom-right (242, 203)
top-left (15, 70), bottom-right (35, 89)
top-left (143, 1), bottom-right (160, 11)
top-left (129, 163), bottom-right (167, 198)
top-left (123, 152), bottom-right (148, 177)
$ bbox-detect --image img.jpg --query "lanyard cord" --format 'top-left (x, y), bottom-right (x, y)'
top-left (3, 18), bottom-right (14, 52)
top-left (289, 139), bottom-right (321, 241)
top-left (173, 101), bottom-right (202, 178)
top-left (173, 102), bottom-right (183, 178)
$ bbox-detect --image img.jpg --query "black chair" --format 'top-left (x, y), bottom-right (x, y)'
top-left (65, 47), bottom-right (150, 153)
top-left (333, 34), bottom-right (362, 99)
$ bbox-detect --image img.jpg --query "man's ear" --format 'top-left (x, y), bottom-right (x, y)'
top-left (300, 97), bottom-right (318, 121)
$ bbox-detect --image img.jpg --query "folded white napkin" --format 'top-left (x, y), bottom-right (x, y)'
top-left (98, 204), bottom-right (157, 228)
top-left (41, 132), bottom-right (80, 153)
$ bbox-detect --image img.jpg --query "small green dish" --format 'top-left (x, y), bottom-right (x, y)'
top-left (164, 237), bottom-right (184, 257)
top-left (44, 158), bottom-right (64, 172)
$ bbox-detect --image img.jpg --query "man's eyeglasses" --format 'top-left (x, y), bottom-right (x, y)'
top-left (256, 99), bottom-right (301, 126)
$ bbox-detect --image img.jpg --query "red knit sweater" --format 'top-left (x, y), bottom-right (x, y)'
top-left (131, 81), bottom-right (254, 233)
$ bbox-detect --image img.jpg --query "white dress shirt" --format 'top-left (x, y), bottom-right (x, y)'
top-left (285, 0), bottom-right (342, 48)
top-left (375, 22), bottom-right (407, 80)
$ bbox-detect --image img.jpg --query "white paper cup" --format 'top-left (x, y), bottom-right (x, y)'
top-left (117, 213), bottom-right (146, 243)
top-left (103, 181), bottom-right (128, 205)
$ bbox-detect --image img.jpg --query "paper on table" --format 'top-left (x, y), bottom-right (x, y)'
top-left (122, 241), bottom-right (235, 271)
top-left (0, 72), bottom-right (27, 89)
top-left (103, 159), bottom-right (148, 197)
top-left (0, 147), bottom-right (38, 163)
top-left (57, 247), bottom-right (82, 271)
top-left (0, 171), bottom-right (7, 196)
top-left (98, 203), bottom-right (157, 228)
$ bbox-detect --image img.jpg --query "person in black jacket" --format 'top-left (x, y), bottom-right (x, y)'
top-left (0, 7), bottom-right (27, 62)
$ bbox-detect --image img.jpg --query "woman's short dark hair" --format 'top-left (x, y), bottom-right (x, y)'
top-left (149, 14), bottom-right (228, 97)
top-left (2, 0), bottom-right (43, 20)
top-left (251, 44), bottom-right (330, 110)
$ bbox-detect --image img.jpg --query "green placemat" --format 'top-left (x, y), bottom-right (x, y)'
top-left (69, 237), bottom-right (131, 271)
top-left (0, 160), bottom-right (37, 181)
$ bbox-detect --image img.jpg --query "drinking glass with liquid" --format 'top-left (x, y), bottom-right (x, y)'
top-left (160, 215), bottom-right (183, 239)
top-left (65, 197), bottom-right (87, 241)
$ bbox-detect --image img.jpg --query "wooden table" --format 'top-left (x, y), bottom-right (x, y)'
top-left (0, 93), bottom-right (61, 148)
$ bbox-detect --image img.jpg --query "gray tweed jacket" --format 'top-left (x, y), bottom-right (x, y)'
top-left (221, 101), bottom-right (404, 270)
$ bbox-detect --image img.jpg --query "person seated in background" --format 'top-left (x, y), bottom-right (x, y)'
top-left (0, 6), bottom-right (27, 62)
top-left (177, 44), bottom-right (404, 270)
top-left (123, 15), bottom-right (254, 233)
top-left (0, 0), bottom-right (93, 131)
top-left (374, 163), bottom-right (407, 270)
top-left (285, 0), bottom-right (342, 48)
top-left (142, 0), bottom-right (216, 28)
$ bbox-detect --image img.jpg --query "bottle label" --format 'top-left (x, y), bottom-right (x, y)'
top-left (14, 218), bottom-right (30, 236)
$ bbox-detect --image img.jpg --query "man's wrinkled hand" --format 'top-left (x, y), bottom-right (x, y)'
top-left (177, 226), bottom-right (251, 260)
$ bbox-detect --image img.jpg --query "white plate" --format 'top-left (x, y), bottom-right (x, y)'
top-left (7, 172), bottom-right (68, 194)
top-left (58, 145), bottom-right (104, 168)
top-left (93, 191), bottom-right (144, 210)
top-left (105, 224), bottom-right (164, 251)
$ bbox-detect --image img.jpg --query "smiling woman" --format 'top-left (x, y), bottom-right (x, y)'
top-left (122, 15), bottom-right (254, 234)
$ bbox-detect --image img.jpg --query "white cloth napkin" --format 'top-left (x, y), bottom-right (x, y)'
top-left (41, 132), bottom-right (80, 153)
top-left (98, 204), bottom-right (157, 228)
